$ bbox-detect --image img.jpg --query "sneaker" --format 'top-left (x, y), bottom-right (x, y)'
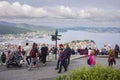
top-left (55, 68), bottom-right (58, 70)
top-left (64, 69), bottom-right (67, 72)
top-left (58, 71), bottom-right (61, 73)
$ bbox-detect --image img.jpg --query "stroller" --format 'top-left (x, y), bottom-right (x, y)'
top-left (6, 51), bottom-right (23, 68)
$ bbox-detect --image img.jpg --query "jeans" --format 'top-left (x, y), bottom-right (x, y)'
top-left (26, 56), bottom-right (31, 65)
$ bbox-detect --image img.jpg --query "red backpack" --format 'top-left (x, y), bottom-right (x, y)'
top-left (30, 49), bottom-right (35, 57)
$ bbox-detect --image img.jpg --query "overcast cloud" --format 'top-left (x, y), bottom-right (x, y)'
top-left (0, 1), bottom-right (120, 27)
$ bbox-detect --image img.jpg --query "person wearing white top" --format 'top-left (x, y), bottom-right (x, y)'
top-left (88, 48), bottom-right (92, 55)
top-left (24, 43), bottom-right (31, 65)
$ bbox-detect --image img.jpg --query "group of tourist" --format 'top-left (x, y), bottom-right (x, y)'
top-left (88, 44), bottom-right (120, 67)
top-left (0, 42), bottom-right (73, 73)
top-left (0, 42), bottom-right (49, 70)
top-left (0, 43), bottom-right (120, 72)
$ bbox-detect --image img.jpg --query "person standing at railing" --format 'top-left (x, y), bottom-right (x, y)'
top-left (114, 44), bottom-right (119, 58)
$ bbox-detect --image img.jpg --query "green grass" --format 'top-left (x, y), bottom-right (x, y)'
top-left (54, 65), bottom-right (120, 80)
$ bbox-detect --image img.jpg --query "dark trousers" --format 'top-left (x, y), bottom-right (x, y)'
top-left (56, 59), bottom-right (60, 69)
top-left (42, 54), bottom-right (47, 64)
top-left (26, 56), bottom-right (31, 65)
top-left (67, 56), bottom-right (71, 65)
top-left (39, 55), bottom-right (42, 62)
top-left (58, 60), bottom-right (67, 73)
top-left (115, 52), bottom-right (118, 58)
top-left (108, 58), bottom-right (116, 67)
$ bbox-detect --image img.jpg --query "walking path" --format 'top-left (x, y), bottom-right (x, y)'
top-left (0, 55), bottom-right (120, 80)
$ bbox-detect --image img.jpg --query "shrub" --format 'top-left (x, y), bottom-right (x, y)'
top-left (54, 65), bottom-right (120, 80)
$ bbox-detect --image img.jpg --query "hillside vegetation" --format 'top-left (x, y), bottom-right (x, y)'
top-left (0, 21), bottom-right (56, 34)
top-left (0, 25), bottom-right (31, 34)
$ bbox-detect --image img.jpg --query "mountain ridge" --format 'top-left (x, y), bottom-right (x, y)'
top-left (0, 21), bottom-right (120, 34)
top-left (0, 21), bottom-right (56, 34)
top-left (0, 24), bottom-right (31, 34)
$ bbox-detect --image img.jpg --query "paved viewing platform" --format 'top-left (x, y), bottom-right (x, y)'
top-left (0, 55), bottom-right (120, 80)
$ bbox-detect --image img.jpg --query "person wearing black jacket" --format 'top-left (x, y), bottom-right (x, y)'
top-left (64, 44), bottom-right (72, 65)
top-left (114, 44), bottom-right (119, 58)
top-left (41, 43), bottom-right (48, 65)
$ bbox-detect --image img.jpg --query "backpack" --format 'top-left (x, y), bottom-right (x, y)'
top-left (1, 54), bottom-right (6, 60)
top-left (30, 49), bottom-right (36, 57)
top-left (87, 58), bottom-right (90, 65)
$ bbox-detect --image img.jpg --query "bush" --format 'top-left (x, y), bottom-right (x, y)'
top-left (54, 65), bottom-right (120, 80)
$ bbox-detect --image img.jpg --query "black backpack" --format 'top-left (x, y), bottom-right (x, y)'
top-left (87, 58), bottom-right (90, 65)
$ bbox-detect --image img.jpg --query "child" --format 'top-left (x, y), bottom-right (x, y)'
top-left (108, 49), bottom-right (116, 67)
top-left (89, 50), bottom-right (96, 67)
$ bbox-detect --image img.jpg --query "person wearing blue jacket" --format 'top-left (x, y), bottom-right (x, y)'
top-left (64, 44), bottom-right (72, 65)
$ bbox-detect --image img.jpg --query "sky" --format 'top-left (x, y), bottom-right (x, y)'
top-left (0, 0), bottom-right (120, 27)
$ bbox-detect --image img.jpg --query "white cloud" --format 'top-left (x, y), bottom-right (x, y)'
top-left (0, 1), bottom-right (120, 23)
top-left (46, 6), bottom-right (76, 19)
top-left (77, 9), bottom-right (90, 18)
top-left (0, 1), bottom-right (47, 18)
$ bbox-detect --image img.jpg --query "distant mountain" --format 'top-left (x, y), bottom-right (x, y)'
top-left (15, 23), bottom-right (56, 32)
top-left (59, 26), bottom-right (120, 33)
top-left (0, 21), bottom-right (17, 27)
top-left (0, 25), bottom-right (31, 34)
top-left (0, 21), bottom-right (56, 34)
top-left (1, 21), bottom-right (119, 34)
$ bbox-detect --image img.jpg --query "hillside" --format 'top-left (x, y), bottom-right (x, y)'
top-left (0, 21), bottom-right (56, 34)
top-left (1, 21), bottom-right (120, 34)
top-left (16, 23), bottom-right (56, 32)
top-left (0, 25), bottom-right (31, 34)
